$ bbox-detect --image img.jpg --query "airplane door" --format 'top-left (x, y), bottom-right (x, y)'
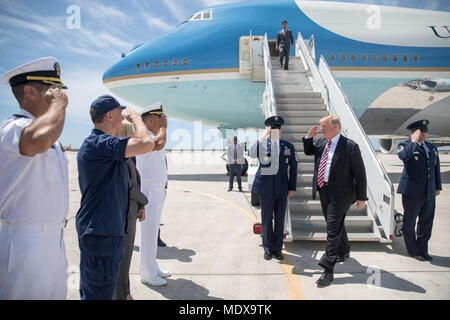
top-left (251, 38), bottom-right (264, 82)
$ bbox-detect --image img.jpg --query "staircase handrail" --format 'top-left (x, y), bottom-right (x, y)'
top-left (262, 33), bottom-right (277, 117)
top-left (295, 32), bottom-right (328, 107)
top-left (318, 55), bottom-right (395, 242)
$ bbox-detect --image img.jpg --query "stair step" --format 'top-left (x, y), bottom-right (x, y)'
top-left (272, 69), bottom-right (308, 77)
top-left (297, 173), bottom-right (313, 185)
top-left (278, 110), bottom-right (328, 117)
top-left (291, 231), bottom-right (380, 241)
top-left (291, 215), bottom-right (373, 226)
top-left (275, 91), bottom-right (320, 98)
top-left (291, 186), bottom-right (313, 199)
top-left (277, 104), bottom-right (327, 111)
top-left (298, 162), bottom-right (314, 172)
top-left (277, 97), bottom-right (324, 104)
top-left (275, 88), bottom-right (314, 95)
top-left (283, 132), bottom-right (314, 141)
top-left (293, 143), bottom-right (307, 152)
top-left (296, 154), bottom-right (312, 161)
top-left (273, 75), bottom-right (311, 81)
top-left (283, 118), bottom-right (322, 125)
top-left (289, 200), bottom-right (369, 217)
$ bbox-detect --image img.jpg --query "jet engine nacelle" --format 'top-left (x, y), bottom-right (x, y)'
top-left (379, 138), bottom-right (398, 154)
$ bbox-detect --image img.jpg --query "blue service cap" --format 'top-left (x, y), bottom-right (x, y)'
top-left (90, 94), bottom-right (126, 119)
top-left (406, 119), bottom-right (429, 132)
top-left (264, 115), bottom-right (285, 127)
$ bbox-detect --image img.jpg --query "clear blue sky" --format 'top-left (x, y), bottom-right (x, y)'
top-left (1, 0), bottom-right (449, 148)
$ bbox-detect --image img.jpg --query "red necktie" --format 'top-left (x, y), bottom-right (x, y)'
top-left (317, 140), bottom-right (332, 188)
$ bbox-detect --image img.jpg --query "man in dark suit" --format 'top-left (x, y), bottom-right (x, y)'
top-left (276, 20), bottom-right (295, 70)
top-left (249, 116), bottom-right (297, 261)
top-left (397, 120), bottom-right (442, 262)
top-left (303, 115), bottom-right (367, 286)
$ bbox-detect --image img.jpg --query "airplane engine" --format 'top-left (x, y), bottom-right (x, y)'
top-left (379, 138), bottom-right (397, 154)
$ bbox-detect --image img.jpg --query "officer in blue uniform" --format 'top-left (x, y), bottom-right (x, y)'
top-left (249, 116), bottom-right (297, 260)
top-left (76, 95), bottom-right (154, 299)
top-left (397, 119), bottom-right (442, 262)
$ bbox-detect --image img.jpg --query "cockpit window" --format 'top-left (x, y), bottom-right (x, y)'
top-left (188, 10), bottom-right (213, 21)
top-left (191, 13), bottom-right (202, 20)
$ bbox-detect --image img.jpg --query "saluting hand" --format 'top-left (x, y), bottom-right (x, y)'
top-left (123, 107), bottom-right (141, 123)
top-left (259, 126), bottom-right (270, 143)
top-left (307, 125), bottom-right (319, 138)
top-left (159, 114), bottom-right (168, 129)
top-left (411, 129), bottom-right (421, 143)
top-left (42, 87), bottom-right (68, 109)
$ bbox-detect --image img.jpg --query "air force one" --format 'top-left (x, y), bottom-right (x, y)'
top-left (103, 0), bottom-right (450, 152)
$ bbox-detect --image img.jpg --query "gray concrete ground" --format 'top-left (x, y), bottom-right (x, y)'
top-left (65, 150), bottom-right (450, 300)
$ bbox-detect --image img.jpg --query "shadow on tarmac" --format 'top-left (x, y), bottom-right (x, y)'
top-left (284, 239), bottom-right (429, 294)
top-left (134, 245), bottom-right (196, 263)
top-left (141, 278), bottom-right (224, 300)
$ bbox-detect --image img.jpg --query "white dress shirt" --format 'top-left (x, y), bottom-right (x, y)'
top-left (136, 130), bottom-right (168, 184)
top-left (321, 133), bottom-right (341, 183)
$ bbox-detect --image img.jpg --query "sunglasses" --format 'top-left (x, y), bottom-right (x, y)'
top-left (270, 126), bottom-right (281, 129)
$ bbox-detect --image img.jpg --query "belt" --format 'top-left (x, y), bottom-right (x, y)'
top-left (318, 182), bottom-right (329, 189)
top-left (0, 219), bottom-right (68, 233)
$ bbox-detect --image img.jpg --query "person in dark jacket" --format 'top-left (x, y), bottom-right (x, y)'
top-left (303, 115), bottom-right (367, 287)
top-left (113, 121), bottom-right (148, 300)
top-left (397, 119), bottom-right (442, 262)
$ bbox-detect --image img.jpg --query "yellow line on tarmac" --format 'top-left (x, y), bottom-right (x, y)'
top-left (169, 186), bottom-right (305, 300)
top-left (170, 186), bottom-right (259, 223)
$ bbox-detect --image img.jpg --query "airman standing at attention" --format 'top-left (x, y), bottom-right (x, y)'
top-left (397, 119), bottom-right (442, 262)
top-left (0, 57), bottom-right (70, 299)
top-left (249, 116), bottom-right (297, 261)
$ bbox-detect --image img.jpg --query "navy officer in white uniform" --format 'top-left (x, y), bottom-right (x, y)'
top-left (249, 116), bottom-right (297, 260)
top-left (397, 119), bottom-right (442, 262)
top-left (0, 57), bottom-right (69, 299)
top-left (136, 102), bottom-right (171, 287)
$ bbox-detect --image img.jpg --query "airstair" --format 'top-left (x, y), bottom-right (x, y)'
top-left (255, 33), bottom-right (396, 242)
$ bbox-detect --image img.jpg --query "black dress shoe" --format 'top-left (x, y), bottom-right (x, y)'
top-left (273, 252), bottom-right (284, 260)
top-left (423, 253), bottom-right (433, 261)
top-left (316, 271), bottom-right (334, 286)
top-left (227, 188), bottom-right (232, 192)
top-left (337, 252), bottom-right (350, 263)
top-left (238, 187), bottom-right (243, 192)
top-left (411, 254), bottom-right (425, 261)
top-left (264, 252), bottom-right (272, 260)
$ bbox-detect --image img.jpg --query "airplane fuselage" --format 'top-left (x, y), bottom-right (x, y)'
top-left (103, 0), bottom-right (450, 135)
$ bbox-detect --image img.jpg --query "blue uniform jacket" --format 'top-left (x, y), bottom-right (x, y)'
top-left (249, 138), bottom-right (298, 199)
top-left (397, 139), bottom-right (442, 200)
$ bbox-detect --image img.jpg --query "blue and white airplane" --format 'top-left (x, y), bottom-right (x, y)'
top-left (103, 0), bottom-right (450, 151)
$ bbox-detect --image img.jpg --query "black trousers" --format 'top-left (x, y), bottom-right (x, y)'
top-left (259, 195), bottom-right (287, 254)
top-left (227, 163), bottom-right (242, 189)
top-left (401, 195), bottom-right (435, 256)
top-left (279, 47), bottom-right (289, 70)
top-left (318, 186), bottom-right (350, 272)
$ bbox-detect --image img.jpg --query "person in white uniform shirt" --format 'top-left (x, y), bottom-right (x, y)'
top-left (0, 57), bottom-right (69, 299)
top-left (136, 102), bottom-right (171, 286)
top-left (226, 136), bottom-right (245, 192)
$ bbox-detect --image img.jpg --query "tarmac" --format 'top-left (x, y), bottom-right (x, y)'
top-left (65, 150), bottom-right (450, 300)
